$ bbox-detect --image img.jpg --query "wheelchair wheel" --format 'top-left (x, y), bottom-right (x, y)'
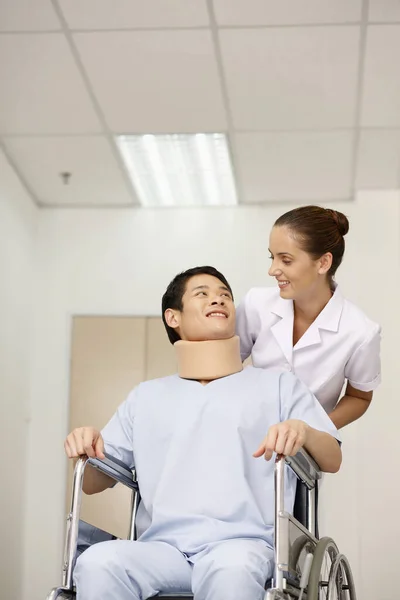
top-left (307, 537), bottom-right (339, 600)
top-left (288, 533), bottom-right (316, 583)
top-left (327, 553), bottom-right (357, 600)
top-left (307, 537), bottom-right (356, 600)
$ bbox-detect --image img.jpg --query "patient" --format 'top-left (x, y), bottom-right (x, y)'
top-left (64, 266), bottom-right (341, 600)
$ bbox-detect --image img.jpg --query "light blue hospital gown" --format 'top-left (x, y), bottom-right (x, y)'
top-left (74, 366), bottom-right (339, 600)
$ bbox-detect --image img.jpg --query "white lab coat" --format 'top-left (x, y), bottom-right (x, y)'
top-left (236, 285), bottom-right (381, 413)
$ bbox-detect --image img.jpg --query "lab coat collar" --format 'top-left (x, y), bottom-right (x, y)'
top-left (270, 294), bottom-right (294, 364)
top-left (311, 284), bottom-right (344, 333)
top-left (270, 284), bottom-right (344, 357)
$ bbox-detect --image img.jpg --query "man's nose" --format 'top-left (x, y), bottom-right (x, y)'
top-left (210, 296), bottom-right (225, 305)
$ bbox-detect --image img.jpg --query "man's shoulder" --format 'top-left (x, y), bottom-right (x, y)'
top-left (137, 374), bottom-right (179, 394)
top-left (241, 365), bottom-right (290, 385)
top-left (242, 366), bottom-right (306, 403)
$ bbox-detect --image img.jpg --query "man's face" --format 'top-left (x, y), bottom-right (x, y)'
top-left (165, 274), bottom-right (236, 342)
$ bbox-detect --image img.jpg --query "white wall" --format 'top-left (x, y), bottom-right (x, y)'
top-left (23, 192), bottom-right (399, 600)
top-left (0, 151), bottom-right (37, 600)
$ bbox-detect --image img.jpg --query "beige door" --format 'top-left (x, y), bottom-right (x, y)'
top-left (67, 316), bottom-right (176, 538)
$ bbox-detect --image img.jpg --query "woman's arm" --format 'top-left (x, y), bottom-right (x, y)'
top-left (328, 382), bottom-right (372, 429)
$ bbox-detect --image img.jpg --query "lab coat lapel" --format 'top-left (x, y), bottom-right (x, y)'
top-left (294, 285), bottom-right (344, 351)
top-left (270, 296), bottom-right (294, 365)
top-left (293, 324), bottom-right (322, 351)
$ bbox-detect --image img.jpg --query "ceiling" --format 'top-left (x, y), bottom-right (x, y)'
top-left (1, 0), bottom-right (400, 208)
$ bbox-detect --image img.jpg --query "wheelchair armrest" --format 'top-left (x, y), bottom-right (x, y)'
top-left (285, 447), bottom-right (321, 489)
top-left (86, 452), bottom-right (138, 491)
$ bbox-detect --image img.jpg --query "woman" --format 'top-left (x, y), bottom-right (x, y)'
top-left (236, 205), bottom-right (381, 429)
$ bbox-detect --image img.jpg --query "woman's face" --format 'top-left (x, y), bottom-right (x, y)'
top-left (268, 226), bottom-right (330, 300)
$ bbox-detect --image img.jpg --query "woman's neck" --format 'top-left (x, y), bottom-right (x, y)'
top-left (293, 283), bottom-right (334, 323)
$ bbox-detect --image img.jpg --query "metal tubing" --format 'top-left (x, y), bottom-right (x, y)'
top-left (307, 487), bottom-right (316, 537)
top-left (128, 469), bottom-right (139, 541)
top-left (62, 457), bottom-right (87, 589)
top-left (274, 458), bottom-right (286, 590)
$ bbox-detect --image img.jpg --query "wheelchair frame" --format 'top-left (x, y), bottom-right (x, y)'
top-left (47, 449), bottom-right (355, 600)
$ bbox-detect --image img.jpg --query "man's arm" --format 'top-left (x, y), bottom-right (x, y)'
top-left (254, 371), bottom-right (342, 472)
top-left (253, 419), bottom-right (342, 473)
top-left (65, 390), bottom-right (136, 495)
top-left (73, 459), bottom-right (115, 495)
top-left (302, 423), bottom-right (341, 472)
top-left (66, 427), bottom-right (115, 495)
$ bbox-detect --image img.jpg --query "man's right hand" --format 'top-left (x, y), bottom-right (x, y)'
top-left (64, 426), bottom-right (105, 460)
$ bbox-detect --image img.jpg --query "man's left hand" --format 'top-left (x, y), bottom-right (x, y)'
top-left (253, 419), bottom-right (309, 461)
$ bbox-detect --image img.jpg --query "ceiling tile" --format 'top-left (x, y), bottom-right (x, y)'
top-left (235, 131), bottom-right (353, 203)
top-left (0, 34), bottom-right (102, 135)
top-left (3, 136), bottom-right (135, 206)
top-left (0, 0), bottom-right (61, 31)
top-left (355, 129), bottom-right (400, 189)
top-left (220, 27), bottom-right (359, 130)
top-left (214, 0), bottom-right (362, 26)
top-left (369, 0), bottom-right (400, 22)
top-left (361, 26), bottom-right (400, 127)
top-left (59, 0), bottom-right (209, 29)
top-left (73, 30), bottom-right (227, 132)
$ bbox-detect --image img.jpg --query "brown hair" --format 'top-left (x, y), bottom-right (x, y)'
top-left (274, 205), bottom-right (349, 281)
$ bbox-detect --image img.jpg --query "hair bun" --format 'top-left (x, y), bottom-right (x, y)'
top-left (326, 209), bottom-right (349, 237)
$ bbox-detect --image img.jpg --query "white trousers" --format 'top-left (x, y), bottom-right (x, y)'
top-left (74, 537), bottom-right (274, 600)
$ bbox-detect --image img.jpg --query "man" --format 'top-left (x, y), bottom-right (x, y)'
top-left (65, 266), bottom-right (341, 600)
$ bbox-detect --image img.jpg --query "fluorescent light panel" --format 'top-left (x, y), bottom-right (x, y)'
top-left (116, 133), bottom-right (238, 207)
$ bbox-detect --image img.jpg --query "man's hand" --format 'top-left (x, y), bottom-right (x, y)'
top-left (253, 419), bottom-right (309, 461)
top-left (64, 426), bottom-right (105, 460)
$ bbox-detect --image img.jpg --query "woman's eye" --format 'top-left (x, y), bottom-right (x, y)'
top-left (282, 260), bottom-right (292, 265)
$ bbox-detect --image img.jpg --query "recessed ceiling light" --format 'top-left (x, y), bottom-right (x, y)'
top-left (116, 133), bottom-right (238, 207)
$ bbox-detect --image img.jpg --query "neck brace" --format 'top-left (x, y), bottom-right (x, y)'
top-left (175, 336), bottom-right (243, 381)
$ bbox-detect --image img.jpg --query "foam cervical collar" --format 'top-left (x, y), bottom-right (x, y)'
top-left (175, 335), bottom-right (243, 381)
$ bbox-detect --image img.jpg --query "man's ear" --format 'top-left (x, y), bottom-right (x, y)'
top-left (164, 308), bottom-right (181, 330)
top-left (317, 252), bottom-right (333, 275)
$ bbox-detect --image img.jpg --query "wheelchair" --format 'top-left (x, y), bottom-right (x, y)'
top-left (47, 450), bottom-right (356, 600)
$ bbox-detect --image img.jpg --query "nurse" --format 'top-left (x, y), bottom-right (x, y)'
top-left (236, 205), bottom-right (381, 429)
